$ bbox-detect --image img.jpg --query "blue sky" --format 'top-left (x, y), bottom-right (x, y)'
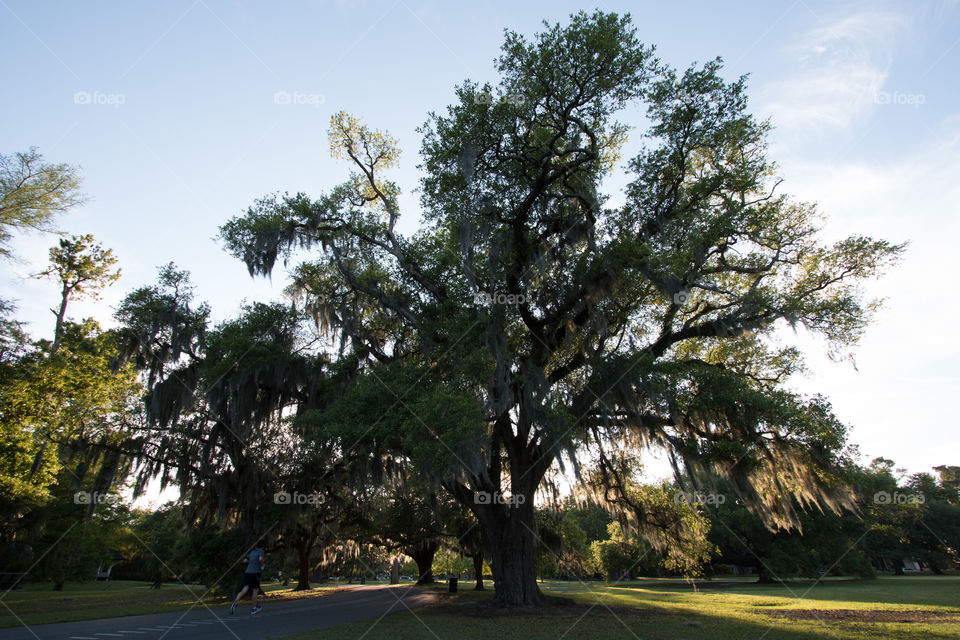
top-left (2, 0), bottom-right (958, 480)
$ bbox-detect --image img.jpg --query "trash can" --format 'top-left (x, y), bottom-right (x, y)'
top-left (449, 577), bottom-right (458, 593)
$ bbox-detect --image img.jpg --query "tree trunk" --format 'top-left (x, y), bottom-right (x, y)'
top-left (444, 414), bottom-right (553, 606)
top-left (26, 442), bottom-right (47, 481)
top-left (892, 557), bottom-right (905, 576)
top-left (53, 580), bottom-right (64, 591)
top-left (757, 565), bottom-right (777, 583)
top-left (472, 551), bottom-right (484, 590)
top-left (50, 284), bottom-right (71, 353)
top-left (485, 499), bottom-right (542, 606)
top-left (294, 538), bottom-right (312, 591)
top-left (408, 540), bottom-right (439, 585)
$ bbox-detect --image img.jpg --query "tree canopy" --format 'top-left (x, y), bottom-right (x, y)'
top-left (0, 147), bottom-right (85, 260)
top-left (220, 10), bottom-right (904, 605)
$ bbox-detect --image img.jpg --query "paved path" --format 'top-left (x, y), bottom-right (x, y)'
top-left (0, 585), bottom-right (436, 640)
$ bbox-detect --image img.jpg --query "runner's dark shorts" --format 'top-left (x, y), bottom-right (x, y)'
top-left (243, 572), bottom-right (261, 589)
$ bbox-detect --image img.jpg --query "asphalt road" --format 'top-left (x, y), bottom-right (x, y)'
top-left (0, 585), bottom-right (436, 640)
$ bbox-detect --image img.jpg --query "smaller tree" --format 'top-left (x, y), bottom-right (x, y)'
top-left (0, 148), bottom-right (86, 260)
top-left (373, 485), bottom-right (462, 585)
top-left (123, 505), bottom-right (186, 584)
top-left (591, 521), bottom-right (651, 581)
top-left (861, 461), bottom-right (960, 574)
top-left (270, 454), bottom-right (357, 591)
top-left (535, 504), bottom-right (601, 580)
top-left (933, 466), bottom-right (960, 499)
top-left (707, 482), bottom-right (875, 581)
top-left (451, 506), bottom-right (489, 590)
top-left (38, 234), bottom-right (120, 351)
top-left (30, 483), bottom-right (132, 590)
top-left (175, 522), bottom-right (248, 595)
top-left (432, 547), bottom-right (470, 578)
top-left (586, 458), bottom-right (715, 577)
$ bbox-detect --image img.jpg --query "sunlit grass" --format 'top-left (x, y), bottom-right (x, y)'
top-left (282, 575), bottom-right (960, 640)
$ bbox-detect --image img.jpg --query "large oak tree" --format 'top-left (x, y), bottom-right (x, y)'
top-left (222, 11), bottom-right (903, 605)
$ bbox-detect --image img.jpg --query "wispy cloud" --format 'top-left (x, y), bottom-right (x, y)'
top-left (780, 112), bottom-right (960, 472)
top-left (760, 11), bottom-right (907, 134)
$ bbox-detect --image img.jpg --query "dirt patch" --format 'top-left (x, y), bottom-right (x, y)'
top-left (766, 609), bottom-right (960, 623)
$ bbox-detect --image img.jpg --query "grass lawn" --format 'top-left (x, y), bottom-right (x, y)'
top-left (281, 575), bottom-right (960, 640)
top-left (0, 578), bottom-right (341, 628)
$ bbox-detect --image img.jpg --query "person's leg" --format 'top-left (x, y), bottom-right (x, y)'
top-left (230, 585), bottom-right (248, 614)
top-left (233, 585), bottom-right (249, 604)
top-left (250, 574), bottom-right (263, 613)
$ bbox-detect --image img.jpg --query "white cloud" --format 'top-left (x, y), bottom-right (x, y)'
top-left (759, 11), bottom-right (907, 134)
top-left (781, 115), bottom-right (960, 474)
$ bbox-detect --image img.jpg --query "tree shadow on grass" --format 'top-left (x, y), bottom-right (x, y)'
top-left (332, 598), bottom-right (960, 640)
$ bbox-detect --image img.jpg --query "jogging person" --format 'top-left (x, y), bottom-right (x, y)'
top-left (230, 540), bottom-right (266, 615)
